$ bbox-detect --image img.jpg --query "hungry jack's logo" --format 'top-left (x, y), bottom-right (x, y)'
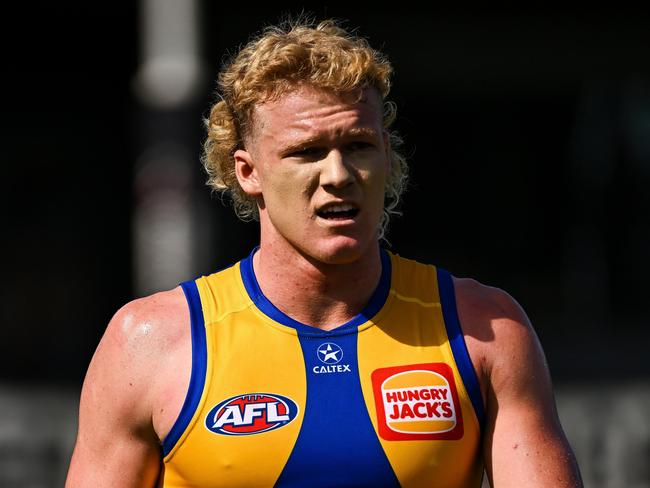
top-left (371, 363), bottom-right (464, 441)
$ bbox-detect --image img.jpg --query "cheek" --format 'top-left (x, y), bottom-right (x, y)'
top-left (356, 152), bottom-right (388, 180)
top-left (363, 170), bottom-right (388, 218)
top-left (360, 164), bottom-right (387, 195)
top-left (264, 165), bottom-right (318, 208)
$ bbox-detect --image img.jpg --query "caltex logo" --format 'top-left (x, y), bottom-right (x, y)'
top-left (317, 342), bottom-right (343, 364)
top-left (312, 342), bottom-right (351, 374)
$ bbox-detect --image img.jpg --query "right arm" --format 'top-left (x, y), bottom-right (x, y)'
top-left (66, 291), bottom-right (186, 487)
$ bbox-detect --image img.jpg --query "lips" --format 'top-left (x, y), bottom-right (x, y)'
top-left (316, 202), bottom-right (360, 220)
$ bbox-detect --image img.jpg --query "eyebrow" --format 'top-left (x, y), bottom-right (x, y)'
top-left (278, 128), bottom-right (380, 154)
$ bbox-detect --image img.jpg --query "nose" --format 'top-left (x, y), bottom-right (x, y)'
top-left (319, 149), bottom-right (354, 188)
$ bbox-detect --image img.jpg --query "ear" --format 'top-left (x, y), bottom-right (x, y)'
top-left (234, 149), bottom-right (262, 197)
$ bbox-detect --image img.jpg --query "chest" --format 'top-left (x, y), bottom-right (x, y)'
top-left (161, 307), bottom-right (483, 488)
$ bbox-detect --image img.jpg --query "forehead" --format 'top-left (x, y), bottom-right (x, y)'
top-left (250, 86), bottom-right (383, 144)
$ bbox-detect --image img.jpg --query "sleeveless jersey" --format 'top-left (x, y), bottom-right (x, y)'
top-left (160, 248), bottom-right (485, 487)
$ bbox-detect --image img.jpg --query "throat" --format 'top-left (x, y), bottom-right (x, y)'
top-left (250, 247), bottom-right (385, 331)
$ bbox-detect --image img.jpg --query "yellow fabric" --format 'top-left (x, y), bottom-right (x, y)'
top-left (161, 252), bottom-right (483, 487)
top-left (357, 254), bottom-right (483, 487)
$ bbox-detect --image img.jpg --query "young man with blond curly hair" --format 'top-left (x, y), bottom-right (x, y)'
top-left (66, 19), bottom-right (583, 487)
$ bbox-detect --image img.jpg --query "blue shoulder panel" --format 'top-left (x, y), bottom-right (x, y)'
top-left (436, 268), bottom-right (486, 431)
top-left (162, 280), bottom-right (208, 456)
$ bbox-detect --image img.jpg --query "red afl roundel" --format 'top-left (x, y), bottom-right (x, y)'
top-left (371, 363), bottom-right (464, 441)
top-left (205, 393), bottom-right (299, 436)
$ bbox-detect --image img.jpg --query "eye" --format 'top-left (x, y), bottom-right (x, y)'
top-left (287, 147), bottom-right (327, 160)
top-left (344, 141), bottom-right (374, 152)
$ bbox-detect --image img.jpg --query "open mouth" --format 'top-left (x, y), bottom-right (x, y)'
top-left (316, 204), bottom-right (360, 221)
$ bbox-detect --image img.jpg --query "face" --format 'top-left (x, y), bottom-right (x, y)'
top-left (234, 85), bottom-right (389, 264)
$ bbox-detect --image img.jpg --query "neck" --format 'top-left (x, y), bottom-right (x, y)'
top-left (252, 241), bottom-right (383, 331)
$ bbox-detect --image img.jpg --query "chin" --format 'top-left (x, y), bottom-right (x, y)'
top-left (306, 234), bottom-right (378, 265)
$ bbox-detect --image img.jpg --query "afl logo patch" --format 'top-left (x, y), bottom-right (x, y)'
top-left (371, 363), bottom-right (464, 441)
top-left (205, 393), bottom-right (299, 436)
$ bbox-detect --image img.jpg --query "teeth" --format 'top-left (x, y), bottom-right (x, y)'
top-left (322, 203), bottom-right (355, 213)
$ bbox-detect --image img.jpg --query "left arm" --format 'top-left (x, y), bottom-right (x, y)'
top-left (455, 278), bottom-right (583, 487)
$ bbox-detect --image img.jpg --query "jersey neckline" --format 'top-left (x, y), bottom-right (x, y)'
top-left (239, 246), bottom-right (392, 337)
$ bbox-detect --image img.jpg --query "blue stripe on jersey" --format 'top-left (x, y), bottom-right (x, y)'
top-left (162, 280), bottom-right (208, 456)
top-left (436, 268), bottom-right (486, 431)
top-left (275, 331), bottom-right (399, 487)
top-left (240, 246), bottom-right (391, 337)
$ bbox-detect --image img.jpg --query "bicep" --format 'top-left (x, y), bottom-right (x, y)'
top-left (67, 422), bottom-right (161, 488)
top-left (481, 299), bottom-right (582, 487)
top-left (66, 313), bottom-right (162, 488)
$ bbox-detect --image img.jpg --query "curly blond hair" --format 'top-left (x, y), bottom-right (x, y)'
top-left (202, 18), bottom-right (408, 239)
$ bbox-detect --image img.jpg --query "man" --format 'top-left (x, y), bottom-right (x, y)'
top-left (66, 19), bottom-right (583, 487)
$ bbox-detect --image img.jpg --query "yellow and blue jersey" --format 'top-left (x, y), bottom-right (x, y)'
top-left (160, 248), bottom-right (485, 487)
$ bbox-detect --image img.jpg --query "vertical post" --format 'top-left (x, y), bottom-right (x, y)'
top-left (132, 0), bottom-right (209, 296)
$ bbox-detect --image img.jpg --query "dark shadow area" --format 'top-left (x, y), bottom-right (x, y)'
top-left (2, 4), bottom-right (649, 386)
top-left (2, 5), bottom-right (650, 487)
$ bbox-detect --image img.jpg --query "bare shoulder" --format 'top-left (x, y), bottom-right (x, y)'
top-left (81, 286), bottom-right (190, 433)
top-left (99, 286), bottom-right (188, 376)
top-left (452, 276), bottom-right (530, 333)
top-left (66, 287), bottom-right (190, 487)
top-left (452, 277), bottom-right (583, 487)
top-left (105, 286), bottom-right (189, 361)
top-left (452, 276), bottom-right (543, 384)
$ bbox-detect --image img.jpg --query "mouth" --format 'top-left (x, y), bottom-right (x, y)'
top-left (316, 203), bottom-right (360, 221)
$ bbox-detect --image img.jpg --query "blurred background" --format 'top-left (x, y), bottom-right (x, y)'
top-left (2, 2), bottom-right (649, 487)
